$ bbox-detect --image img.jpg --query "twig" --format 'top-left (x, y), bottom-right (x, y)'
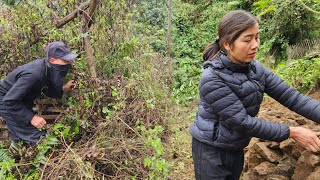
top-left (116, 116), bottom-right (143, 139)
top-left (56, 1), bottom-right (90, 28)
top-left (46, 139), bottom-right (73, 179)
top-left (40, 150), bottom-right (55, 180)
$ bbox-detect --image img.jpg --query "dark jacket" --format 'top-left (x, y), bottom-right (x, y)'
top-left (0, 59), bottom-right (62, 126)
top-left (190, 54), bottom-right (320, 151)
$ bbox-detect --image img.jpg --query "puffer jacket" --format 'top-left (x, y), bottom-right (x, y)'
top-left (190, 54), bottom-right (320, 151)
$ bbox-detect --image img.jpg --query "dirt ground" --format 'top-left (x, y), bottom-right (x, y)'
top-left (168, 91), bottom-right (320, 180)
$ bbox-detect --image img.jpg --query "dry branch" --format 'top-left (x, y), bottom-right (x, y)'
top-left (87, 0), bottom-right (98, 27)
top-left (56, 1), bottom-right (90, 28)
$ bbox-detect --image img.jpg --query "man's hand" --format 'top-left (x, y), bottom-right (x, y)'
top-left (62, 80), bottom-right (76, 92)
top-left (31, 115), bottom-right (46, 129)
top-left (290, 126), bottom-right (320, 152)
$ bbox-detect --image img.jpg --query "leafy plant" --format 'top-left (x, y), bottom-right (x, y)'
top-left (253, 0), bottom-right (320, 63)
top-left (172, 1), bottom-right (236, 104)
top-left (275, 56), bottom-right (320, 93)
top-left (33, 134), bottom-right (59, 168)
top-left (137, 125), bottom-right (169, 179)
top-left (0, 148), bottom-right (15, 179)
top-left (252, 0), bottom-right (276, 16)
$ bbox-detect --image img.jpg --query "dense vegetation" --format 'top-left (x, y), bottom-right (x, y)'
top-left (0, 0), bottom-right (319, 179)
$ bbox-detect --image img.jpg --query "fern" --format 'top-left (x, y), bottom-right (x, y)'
top-left (0, 148), bottom-right (13, 162)
top-left (0, 148), bottom-right (15, 180)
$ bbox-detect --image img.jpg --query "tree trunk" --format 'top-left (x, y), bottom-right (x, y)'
top-left (166, 0), bottom-right (172, 61)
top-left (166, 0), bottom-right (173, 80)
top-left (56, 0), bottom-right (98, 78)
top-left (82, 16), bottom-right (97, 78)
top-left (87, 0), bottom-right (99, 28)
top-left (81, 0), bottom-right (98, 78)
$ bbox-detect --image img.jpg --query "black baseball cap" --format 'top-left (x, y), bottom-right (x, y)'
top-left (46, 41), bottom-right (78, 61)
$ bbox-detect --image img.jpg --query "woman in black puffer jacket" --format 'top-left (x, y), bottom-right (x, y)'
top-left (190, 10), bottom-right (320, 180)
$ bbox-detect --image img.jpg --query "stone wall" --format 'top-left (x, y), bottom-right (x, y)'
top-left (243, 138), bottom-right (320, 180)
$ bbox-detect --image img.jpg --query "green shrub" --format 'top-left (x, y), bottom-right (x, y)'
top-left (254, 0), bottom-right (320, 64)
top-left (275, 56), bottom-right (320, 93)
top-left (172, 0), bottom-right (237, 104)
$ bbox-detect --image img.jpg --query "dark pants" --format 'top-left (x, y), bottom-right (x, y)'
top-left (192, 138), bottom-right (244, 180)
top-left (6, 122), bottom-right (46, 144)
top-left (0, 107), bottom-right (46, 144)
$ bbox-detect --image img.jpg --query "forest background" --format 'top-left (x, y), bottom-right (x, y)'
top-left (0, 0), bottom-right (319, 179)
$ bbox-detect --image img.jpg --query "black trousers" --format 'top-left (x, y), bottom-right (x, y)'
top-left (192, 138), bottom-right (244, 180)
top-left (6, 122), bottom-right (46, 144)
top-left (0, 107), bottom-right (46, 144)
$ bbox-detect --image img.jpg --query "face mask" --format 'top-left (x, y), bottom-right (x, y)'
top-left (46, 61), bottom-right (71, 98)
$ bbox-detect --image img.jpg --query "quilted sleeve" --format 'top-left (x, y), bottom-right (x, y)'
top-left (264, 67), bottom-right (320, 123)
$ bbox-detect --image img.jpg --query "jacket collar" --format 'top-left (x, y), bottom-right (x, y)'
top-left (219, 54), bottom-right (256, 73)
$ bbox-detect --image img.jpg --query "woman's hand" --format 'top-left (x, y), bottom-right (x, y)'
top-left (289, 126), bottom-right (320, 152)
top-left (62, 80), bottom-right (76, 92)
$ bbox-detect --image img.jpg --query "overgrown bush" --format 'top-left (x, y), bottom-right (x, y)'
top-left (172, 0), bottom-right (239, 104)
top-left (275, 55), bottom-right (320, 93)
top-left (0, 1), bottom-right (82, 75)
top-left (0, 0), bottom-right (173, 179)
top-left (254, 0), bottom-right (320, 63)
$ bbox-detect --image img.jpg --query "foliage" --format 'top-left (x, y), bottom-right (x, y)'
top-left (1, 0), bottom-right (320, 179)
top-left (0, 0), bottom-right (81, 75)
top-left (0, 133), bottom-right (58, 179)
top-left (275, 55), bottom-right (320, 93)
top-left (253, 0), bottom-right (320, 63)
top-left (252, 0), bottom-right (276, 16)
top-left (33, 134), bottom-right (59, 168)
top-left (0, 0), bottom-right (21, 5)
top-left (172, 0), bottom-right (239, 104)
top-left (136, 0), bottom-right (168, 54)
top-left (0, 148), bottom-right (15, 179)
top-left (138, 125), bottom-right (169, 179)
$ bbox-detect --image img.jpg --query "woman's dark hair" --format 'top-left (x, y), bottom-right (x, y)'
top-left (203, 10), bottom-right (259, 61)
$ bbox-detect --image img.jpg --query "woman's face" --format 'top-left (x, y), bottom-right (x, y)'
top-left (223, 23), bottom-right (260, 64)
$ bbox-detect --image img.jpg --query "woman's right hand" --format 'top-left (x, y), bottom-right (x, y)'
top-left (289, 126), bottom-right (320, 152)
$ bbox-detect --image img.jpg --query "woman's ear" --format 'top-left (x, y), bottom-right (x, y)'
top-left (223, 41), bottom-right (231, 51)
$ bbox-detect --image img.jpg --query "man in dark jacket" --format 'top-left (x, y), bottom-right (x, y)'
top-left (0, 41), bottom-right (78, 148)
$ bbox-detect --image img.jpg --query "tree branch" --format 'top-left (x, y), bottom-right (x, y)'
top-left (85, 0), bottom-right (98, 28)
top-left (299, 0), bottom-right (320, 14)
top-left (89, 0), bottom-right (98, 17)
top-left (56, 1), bottom-right (90, 28)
